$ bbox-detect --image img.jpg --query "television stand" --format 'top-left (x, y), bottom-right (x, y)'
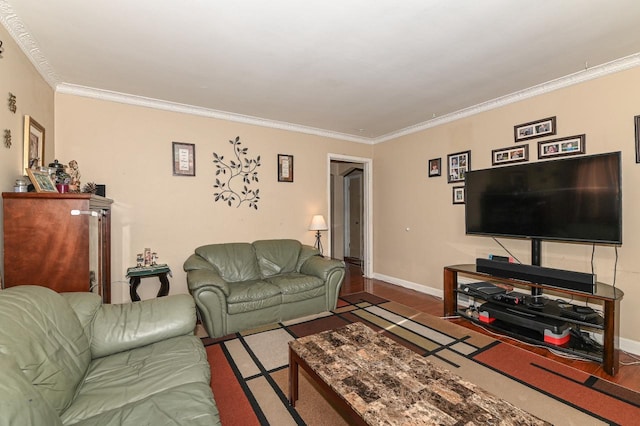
top-left (443, 264), bottom-right (624, 376)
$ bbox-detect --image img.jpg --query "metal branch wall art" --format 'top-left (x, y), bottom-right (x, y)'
top-left (8, 93), bottom-right (16, 113)
top-left (213, 136), bottom-right (261, 209)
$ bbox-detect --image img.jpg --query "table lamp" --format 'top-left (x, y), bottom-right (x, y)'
top-left (309, 214), bottom-right (328, 255)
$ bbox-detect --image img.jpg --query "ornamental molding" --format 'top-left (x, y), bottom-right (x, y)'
top-left (55, 53), bottom-right (640, 145)
top-left (0, 0), bottom-right (61, 87)
top-left (56, 83), bottom-right (372, 144)
top-left (3, 0), bottom-right (639, 145)
top-left (375, 53), bottom-right (640, 144)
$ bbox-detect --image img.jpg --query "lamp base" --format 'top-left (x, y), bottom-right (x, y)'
top-left (314, 230), bottom-right (324, 256)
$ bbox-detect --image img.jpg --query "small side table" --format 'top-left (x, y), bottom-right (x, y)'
top-left (126, 264), bottom-right (172, 302)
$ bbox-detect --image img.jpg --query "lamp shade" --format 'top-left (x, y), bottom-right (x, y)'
top-left (309, 214), bottom-right (328, 231)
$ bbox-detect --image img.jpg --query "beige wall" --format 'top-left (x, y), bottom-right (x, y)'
top-left (3, 21), bottom-right (640, 348)
top-left (54, 94), bottom-right (373, 302)
top-left (0, 24), bottom-right (55, 190)
top-left (0, 24), bottom-right (54, 270)
top-left (373, 66), bottom-right (640, 346)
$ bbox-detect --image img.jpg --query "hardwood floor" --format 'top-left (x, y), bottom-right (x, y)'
top-left (339, 262), bottom-right (640, 392)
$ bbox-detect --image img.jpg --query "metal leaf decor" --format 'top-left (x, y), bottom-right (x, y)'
top-left (213, 136), bottom-right (261, 209)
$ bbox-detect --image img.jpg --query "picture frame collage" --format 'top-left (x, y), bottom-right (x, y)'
top-left (445, 151), bottom-right (470, 204)
top-left (430, 113), bottom-right (603, 205)
top-left (512, 116), bottom-right (586, 161)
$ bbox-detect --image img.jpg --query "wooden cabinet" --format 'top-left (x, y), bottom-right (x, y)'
top-left (2, 193), bottom-right (113, 302)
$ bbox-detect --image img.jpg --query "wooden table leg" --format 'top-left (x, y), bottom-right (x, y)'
top-left (129, 277), bottom-right (141, 302)
top-left (289, 347), bottom-right (299, 407)
top-left (157, 272), bottom-right (170, 297)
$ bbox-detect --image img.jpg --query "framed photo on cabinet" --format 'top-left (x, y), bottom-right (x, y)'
top-left (25, 168), bottom-right (57, 192)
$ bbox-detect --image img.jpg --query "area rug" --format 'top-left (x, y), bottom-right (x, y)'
top-left (202, 292), bottom-right (640, 425)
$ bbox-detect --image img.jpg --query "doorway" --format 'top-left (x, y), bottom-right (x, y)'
top-left (328, 154), bottom-right (372, 277)
top-left (344, 169), bottom-right (363, 266)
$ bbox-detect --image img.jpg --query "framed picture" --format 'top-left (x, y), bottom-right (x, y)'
top-left (514, 116), bottom-right (556, 142)
top-left (172, 142), bottom-right (195, 176)
top-left (538, 134), bottom-right (586, 159)
top-left (492, 145), bottom-right (529, 166)
top-left (278, 154), bottom-right (294, 182)
top-left (452, 186), bottom-right (465, 204)
top-left (447, 150), bottom-right (470, 183)
top-left (428, 158), bottom-right (441, 177)
top-left (23, 115), bottom-right (45, 170)
top-left (25, 167), bottom-right (57, 192)
top-left (635, 115), bottom-right (640, 163)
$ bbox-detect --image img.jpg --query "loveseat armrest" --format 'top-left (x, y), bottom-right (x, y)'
top-left (300, 256), bottom-right (345, 280)
top-left (301, 256), bottom-right (346, 310)
top-left (185, 269), bottom-right (230, 296)
top-left (90, 294), bottom-right (196, 359)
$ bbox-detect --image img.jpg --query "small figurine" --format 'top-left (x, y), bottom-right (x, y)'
top-left (68, 160), bottom-right (81, 192)
top-left (144, 248), bottom-right (151, 267)
top-left (136, 253), bottom-right (144, 267)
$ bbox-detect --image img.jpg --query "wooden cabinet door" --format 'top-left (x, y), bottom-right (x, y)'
top-left (4, 196), bottom-right (90, 292)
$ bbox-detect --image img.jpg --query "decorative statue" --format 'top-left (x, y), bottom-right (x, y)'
top-left (68, 160), bottom-right (81, 192)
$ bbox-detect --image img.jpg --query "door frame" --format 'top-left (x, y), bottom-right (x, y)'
top-left (327, 154), bottom-right (373, 277)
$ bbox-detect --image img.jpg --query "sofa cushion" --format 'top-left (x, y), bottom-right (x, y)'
top-left (280, 286), bottom-right (326, 304)
top-left (66, 383), bottom-right (220, 426)
top-left (60, 335), bottom-right (213, 425)
top-left (67, 382), bottom-right (220, 426)
top-left (266, 273), bottom-right (324, 294)
top-left (226, 280), bottom-right (282, 314)
top-left (253, 239), bottom-right (302, 277)
top-left (0, 286), bottom-right (90, 415)
top-left (195, 243), bottom-right (261, 282)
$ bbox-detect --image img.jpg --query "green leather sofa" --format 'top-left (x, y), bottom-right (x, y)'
top-left (184, 239), bottom-right (346, 338)
top-left (0, 286), bottom-right (220, 426)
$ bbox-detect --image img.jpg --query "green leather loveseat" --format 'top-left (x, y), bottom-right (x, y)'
top-left (184, 239), bottom-right (346, 338)
top-left (0, 285), bottom-right (220, 426)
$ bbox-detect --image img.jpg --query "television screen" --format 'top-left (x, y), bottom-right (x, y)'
top-left (465, 152), bottom-right (622, 244)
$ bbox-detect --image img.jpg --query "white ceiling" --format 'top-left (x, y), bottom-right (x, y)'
top-left (2, 0), bottom-right (640, 143)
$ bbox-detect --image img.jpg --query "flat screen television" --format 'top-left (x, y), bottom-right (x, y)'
top-left (465, 151), bottom-right (622, 247)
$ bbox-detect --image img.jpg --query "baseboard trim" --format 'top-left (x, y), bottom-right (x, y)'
top-left (371, 273), bottom-right (443, 300)
top-left (370, 272), bottom-right (640, 356)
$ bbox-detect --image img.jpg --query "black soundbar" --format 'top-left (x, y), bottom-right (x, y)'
top-left (476, 258), bottom-right (596, 294)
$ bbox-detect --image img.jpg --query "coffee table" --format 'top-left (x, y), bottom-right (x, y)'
top-left (289, 322), bottom-right (548, 425)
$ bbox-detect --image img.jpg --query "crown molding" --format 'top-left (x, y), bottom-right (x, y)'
top-left (3, 0), bottom-right (638, 145)
top-left (56, 83), bottom-right (374, 145)
top-left (0, 0), bottom-right (61, 87)
top-left (372, 53), bottom-right (640, 144)
top-left (58, 53), bottom-right (640, 145)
